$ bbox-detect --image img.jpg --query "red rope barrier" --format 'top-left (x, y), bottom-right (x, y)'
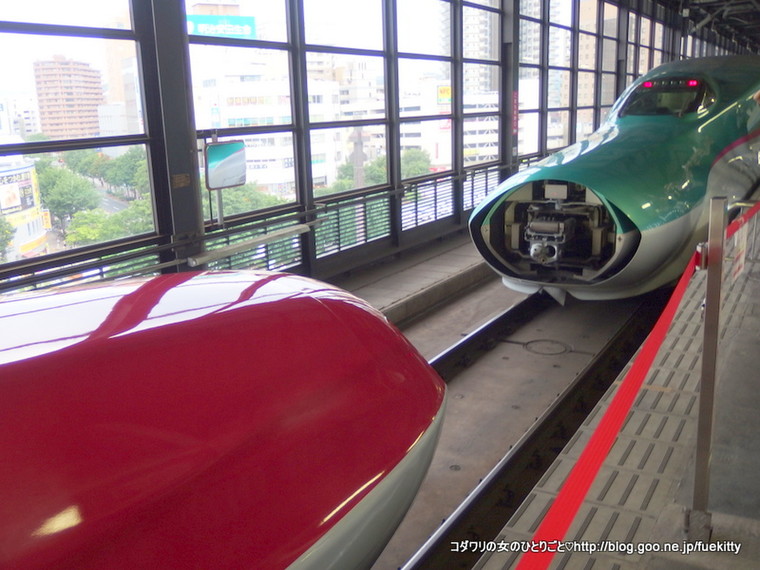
top-left (515, 251), bottom-right (698, 569)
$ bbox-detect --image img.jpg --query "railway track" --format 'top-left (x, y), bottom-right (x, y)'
top-left (374, 284), bottom-right (671, 570)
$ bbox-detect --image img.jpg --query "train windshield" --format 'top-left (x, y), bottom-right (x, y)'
top-left (620, 78), bottom-right (715, 117)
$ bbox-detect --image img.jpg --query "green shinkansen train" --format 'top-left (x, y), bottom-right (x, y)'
top-left (470, 56), bottom-right (760, 302)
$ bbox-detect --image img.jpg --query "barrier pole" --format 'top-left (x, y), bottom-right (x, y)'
top-left (688, 196), bottom-right (726, 540)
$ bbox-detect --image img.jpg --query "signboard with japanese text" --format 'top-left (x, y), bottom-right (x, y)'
top-left (187, 15), bottom-right (257, 40)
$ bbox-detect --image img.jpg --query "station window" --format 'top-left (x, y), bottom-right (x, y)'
top-left (304, 0), bottom-right (383, 50)
top-left (401, 120), bottom-right (452, 175)
top-left (310, 125), bottom-right (388, 197)
top-left (0, 12), bottom-right (153, 265)
top-left (186, 0), bottom-right (287, 43)
top-left (306, 53), bottom-right (386, 121)
top-left (200, 134), bottom-right (296, 221)
top-left (1, 1), bottom-right (130, 28)
top-left (397, 0), bottom-right (451, 56)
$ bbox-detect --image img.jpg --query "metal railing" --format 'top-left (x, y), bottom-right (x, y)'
top-left (687, 197), bottom-right (760, 540)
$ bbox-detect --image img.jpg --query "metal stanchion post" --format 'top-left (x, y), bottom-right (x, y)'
top-left (686, 196), bottom-right (726, 541)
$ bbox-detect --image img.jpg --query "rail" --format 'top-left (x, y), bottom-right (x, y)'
top-left (402, 288), bottom-right (668, 569)
top-left (186, 223), bottom-right (313, 267)
top-left (427, 293), bottom-right (553, 382)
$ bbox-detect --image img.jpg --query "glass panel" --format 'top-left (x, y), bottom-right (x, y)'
top-left (547, 110), bottom-right (570, 149)
top-left (520, 20), bottom-right (542, 65)
top-left (579, 32), bottom-right (597, 69)
top-left (628, 13), bottom-right (638, 42)
top-left (602, 2), bottom-right (618, 37)
top-left (627, 43), bottom-right (636, 74)
top-left (518, 67), bottom-right (540, 110)
top-left (464, 116), bottom-right (499, 166)
top-left (548, 69), bottom-right (571, 108)
top-left (398, 0), bottom-right (451, 56)
top-left (1, 2), bottom-right (130, 28)
top-left (576, 108), bottom-right (596, 139)
top-left (549, 26), bottom-right (572, 67)
top-left (577, 71), bottom-right (596, 107)
top-left (654, 22), bottom-right (664, 49)
top-left (0, 34), bottom-right (144, 141)
top-left (550, 2), bottom-right (573, 27)
top-left (464, 63), bottom-right (499, 111)
top-left (518, 112), bottom-right (540, 155)
top-left (640, 17), bottom-right (652, 46)
top-left (600, 73), bottom-right (616, 105)
top-left (467, 0), bottom-right (499, 7)
top-left (638, 46), bottom-right (651, 75)
top-left (684, 36), bottom-right (693, 58)
top-left (519, 0), bottom-right (541, 19)
top-left (579, 0), bottom-right (598, 34)
top-left (652, 49), bottom-right (663, 68)
top-left (463, 7), bottom-right (499, 61)
top-left (399, 59), bottom-right (452, 118)
top-left (0, 146), bottom-right (155, 262)
top-left (400, 120), bottom-right (452, 175)
top-left (185, 0), bottom-right (286, 43)
top-left (312, 125), bottom-right (387, 197)
top-left (306, 53), bottom-right (385, 121)
top-left (190, 46), bottom-right (291, 130)
top-left (304, 0), bottom-right (382, 50)
top-left (202, 134), bottom-right (296, 219)
top-left (602, 38), bottom-right (617, 72)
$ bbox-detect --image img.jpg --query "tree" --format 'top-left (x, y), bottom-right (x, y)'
top-left (61, 147), bottom-right (149, 200)
top-left (364, 155), bottom-right (387, 186)
top-left (42, 169), bottom-right (100, 234)
top-left (34, 157), bottom-right (59, 204)
top-left (67, 199), bottom-right (155, 246)
top-left (133, 159), bottom-right (150, 197)
top-left (24, 133), bottom-right (50, 142)
top-left (203, 182), bottom-right (288, 219)
top-left (112, 198), bottom-right (154, 235)
top-left (400, 148), bottom-right (432, 179)
top-left (63, 149), bottom-right (98, 176)
top-left (64, 209), bottom-right (111, 245)
top-left (321, 148), bottom-right (433, 196)
top-left (0, 216), bottom-right (14, 262)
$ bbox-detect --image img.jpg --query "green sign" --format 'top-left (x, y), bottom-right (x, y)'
top-left (187, 15), bottom-right (256, 40)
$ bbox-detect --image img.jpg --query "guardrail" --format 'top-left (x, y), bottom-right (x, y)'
top-left (688, 197), bottom-right (760, 540)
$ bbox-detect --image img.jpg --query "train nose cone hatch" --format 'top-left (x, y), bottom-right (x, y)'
top-left (470, 178), bottom-right (641, 302)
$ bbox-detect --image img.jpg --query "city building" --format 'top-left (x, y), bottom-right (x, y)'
top-left (0, 138), bottom-right (47, 261)
top-left (34, 56), bottom-right (104, 139)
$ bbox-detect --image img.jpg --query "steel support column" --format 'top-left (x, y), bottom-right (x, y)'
top-left (143, 0), bottom-right (205, 270)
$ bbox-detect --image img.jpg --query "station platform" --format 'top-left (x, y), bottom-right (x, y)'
top-left (472, 214), bottom-right (760, 568)
top-left (330, 233), bottom-right (494, 325)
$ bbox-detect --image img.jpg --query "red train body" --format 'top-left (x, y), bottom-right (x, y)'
top-left (0, 271), bottom-right (446, 569)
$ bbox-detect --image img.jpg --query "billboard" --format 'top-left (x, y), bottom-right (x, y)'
top-left (186, 15), bottom-right (257, 40)
top-left (0, 169), bottom-right (34, 215)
